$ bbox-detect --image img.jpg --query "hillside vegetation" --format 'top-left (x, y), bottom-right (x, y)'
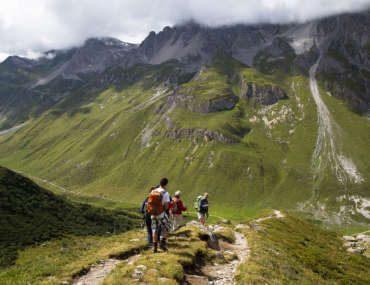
top-left (1, 210), bottom-right (368, 284)
top-left (0, 166), bottom-right (140, 267)
top-left (236, 215), bottom-right (370, 284)
top-left (0, 54), bottom-right (369, 227)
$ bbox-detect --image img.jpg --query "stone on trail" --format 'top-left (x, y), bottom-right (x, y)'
top-left (215, 251), bottom-right (225, 259)
top-left (356, 234), bottom-right (370, 243)
top-left (343, 236), bottom-right (356, 242)
top-left (343, 242), bottom-right (355, 248)
top-left (132, 269), bottom-right (144, 278)
top-left (347, 247), bottom-right (365, 254)
top-left (130, 238), bottom-right (140, 242)
top-left (136, 265), bottom-right (147, 271)
top-left (235, 224), bottom-right (250, 230)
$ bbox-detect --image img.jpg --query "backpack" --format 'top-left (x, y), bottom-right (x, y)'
top-left (147, 189), bottom-right (164, 215)
top-left (193, 195), bottom-right (202, 212)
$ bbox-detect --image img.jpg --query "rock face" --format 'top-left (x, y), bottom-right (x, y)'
top-left (1, 9), bottom-right (370, 129)
top-left (163, 128), bottom-right (239, 144)
top-left (315, 11), bottom-right (370, 114)
top-left (0, 37), bottom-right (138, 129)
top-left (240, 80), bottom-right (288, 106)
top-left (188, 94), bottom-right (239, 113)
top-left (156, 90), bottom-right (238, 114)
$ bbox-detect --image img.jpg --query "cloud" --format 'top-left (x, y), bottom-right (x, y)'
top-left (0, 0), bottom-right (369, 61)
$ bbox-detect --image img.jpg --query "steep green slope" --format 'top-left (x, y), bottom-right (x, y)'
top-left (0, 54), bottom-right (369, 227)
top-left (0, 166), bottom-right (139, 267)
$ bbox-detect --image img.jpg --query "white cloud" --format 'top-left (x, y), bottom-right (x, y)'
top-left (0, 0), bottom-right (369, 61)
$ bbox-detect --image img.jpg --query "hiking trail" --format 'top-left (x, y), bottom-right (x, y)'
top-left (185, 210), bottom-right (284, 285)
top-left (72, 254), bottom-right (141, 285)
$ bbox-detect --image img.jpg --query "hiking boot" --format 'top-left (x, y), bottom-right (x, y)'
top-left (152, 243), bottom-right (158, 253)
top-left (160, 240), bottom-right (168, 252)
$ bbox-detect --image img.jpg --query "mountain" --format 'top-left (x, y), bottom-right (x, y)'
top-left (0, 37), bottom-right (138, 129)
top-left (0, 166), bottom-right (139, 267)
top-left (0, 10), bottom-right (369, 229)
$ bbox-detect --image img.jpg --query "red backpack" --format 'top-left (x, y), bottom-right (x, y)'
top-left (147, 189), bottom-right (163, 215)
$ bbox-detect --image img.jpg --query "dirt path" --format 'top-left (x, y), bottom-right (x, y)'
top-left (72, 254), bottom-right (141, 285)
top-left (255, 209), bottom-right (284, 222)
top-left (203, 231), bottom-right (249, 285)
top-left (185, 210), bottom-right (284, 285)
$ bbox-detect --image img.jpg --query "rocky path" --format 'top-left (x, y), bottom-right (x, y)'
top-left (72, 254), bottom-right (141, 285)
top-left (185, 210), bottom-right (284, 285)
top-left (201, 231), bottom-right (249, 285)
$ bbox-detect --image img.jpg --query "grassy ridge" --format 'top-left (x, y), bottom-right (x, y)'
top-left (236, 215), bottom-right (370, 284)
top-left (0, 166), bottom-right (140, 267)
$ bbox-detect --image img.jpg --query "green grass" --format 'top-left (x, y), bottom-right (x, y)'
top-left (0, 54), bottom-right (369, 229)
top-left (0, 166), bottom-right (140, 267)
top-left (103, 226), bottom-right (212, 284)
top-left (0, 229), bottom-right (147, 285)
top-left (236, 215), bottom-right (370, 284)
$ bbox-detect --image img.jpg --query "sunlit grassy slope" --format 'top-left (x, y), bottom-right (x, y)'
top-left (236, 215), bottom-right (370, 284)
top-left (1, 211), bottom-right (369, 285)
top-left (0, 55), bottom-right (369, 226)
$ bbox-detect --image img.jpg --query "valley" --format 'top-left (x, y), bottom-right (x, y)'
top-left (0, 6), bottom-right (370, 284)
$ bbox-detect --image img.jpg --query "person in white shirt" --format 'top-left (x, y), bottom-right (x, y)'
top-left (150, 178), bottom-right (171, 252)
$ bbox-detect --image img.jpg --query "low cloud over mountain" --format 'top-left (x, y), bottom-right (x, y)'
top-left (0, 0), bottom-right (369, 61)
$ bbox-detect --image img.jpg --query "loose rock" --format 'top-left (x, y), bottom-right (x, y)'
top-left (343, 236), bottom-right (356, 242)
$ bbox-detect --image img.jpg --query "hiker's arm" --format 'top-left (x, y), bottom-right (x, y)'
top-left (179, 200), bottom-right (186, 211)
top-left (164, 201), bottom-right (170, 210)
top-left (140, 199), bottom-right (146, 214)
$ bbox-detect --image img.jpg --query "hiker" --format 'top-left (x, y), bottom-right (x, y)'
top-left (196, 192), bottom-right (209, 225)
top-left (141, 187), bottom-right (155, 248)
top-left (170, 190), bottom-right (187, 230)
top-left (148, 178), bottom-right (171, 253)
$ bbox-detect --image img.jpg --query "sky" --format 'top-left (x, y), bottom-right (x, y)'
top-left (0, 0), bottom-right (369, 62)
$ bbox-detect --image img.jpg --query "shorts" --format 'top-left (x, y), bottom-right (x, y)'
top-left (151, 213), bottom-right (171, 234)
top-left (197, 212), bottom-right (205, 220)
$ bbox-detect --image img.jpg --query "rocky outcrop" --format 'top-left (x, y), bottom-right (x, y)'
top-left (189, 94), bottom-right (239, 113)
top-left (155, 91), bottom-right (238, 114)
top-left (240, 80), bottom-right (288, 105)
top-left (162, 128), bottom-right (239, 144)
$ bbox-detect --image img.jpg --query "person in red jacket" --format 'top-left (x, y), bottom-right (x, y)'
top-left (170, 190), bottom-right (187, 230)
